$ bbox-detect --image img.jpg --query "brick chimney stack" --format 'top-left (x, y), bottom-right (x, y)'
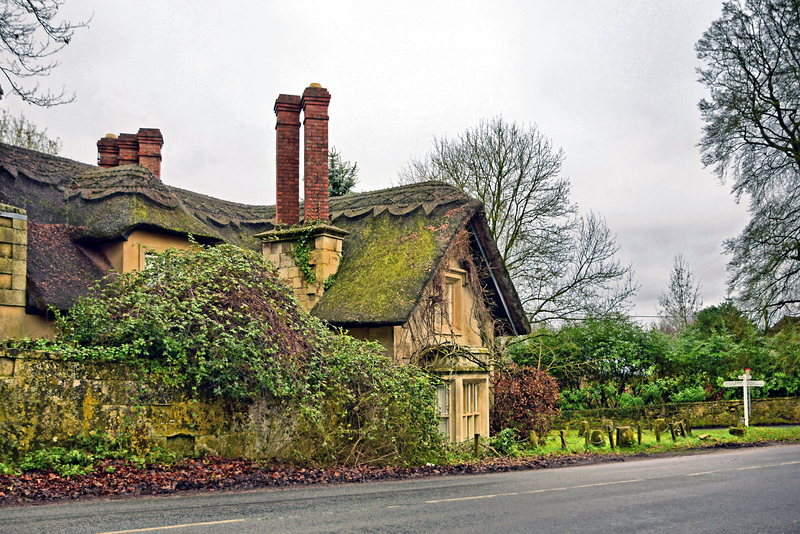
top-left (96, 128), bottom-right (164, 179)
top-left (301, 84), bottom-right (331, 222)
top-left (116, 133), bottom-right (139, 167)
top-left (136, 128), bottom-right (164, 178)
top-left (97, 135), bottom-right (119, 168)
top-left (274, 94), bottom-right (302, 225)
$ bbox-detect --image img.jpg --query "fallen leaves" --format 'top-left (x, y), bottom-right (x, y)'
top-left (0, 452), bottom-right (622, 507)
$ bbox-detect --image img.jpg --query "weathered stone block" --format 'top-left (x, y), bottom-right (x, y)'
top-left (11, 273), bottom-right (24, 290)
top-left (280, 255), bottom-right (296, 269)
top-left (12, 244), bottom-right (25, 261)
top-left (0, 357), bottom-right (14, 377)
top-left (578, 420), bottom-right (589, 437)
top-left (0, 243), bottom-right (11, 259)
top-left (590, 429), bottom-right (605, 446)
top-left (654, 418), bottom-right (667, 432)
top-left (10, 259), bottom-right (25, 275)
top-left (0, 288), bottom-right (25, 306)
top-left (164, 434), bottom-right (196, 456)
top-left (616, 426), bottom-right (635, 447)
top-left (0, 258), bottom-right (18, 273)
top-left (0, 227), bottom-right (25, 245)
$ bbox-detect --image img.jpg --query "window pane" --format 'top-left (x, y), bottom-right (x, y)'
top-left (437, 384), bottom-right (450, 416)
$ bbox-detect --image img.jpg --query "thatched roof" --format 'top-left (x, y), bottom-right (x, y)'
top-left (0, 142), bottom-right (528, 334)
top-left (26, 222), bottom-right (114, 313)
top-left (314, 183), bottom-right (480, 325)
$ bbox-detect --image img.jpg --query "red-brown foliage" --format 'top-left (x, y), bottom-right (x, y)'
top-left (490, 364), bottom-right (560, 437)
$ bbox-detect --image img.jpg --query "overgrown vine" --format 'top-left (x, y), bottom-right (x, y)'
top-left (290, 224), bottom-right (318, 284)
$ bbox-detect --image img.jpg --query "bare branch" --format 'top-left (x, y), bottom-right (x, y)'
top-left (0, 0), bottom-right (90, 106)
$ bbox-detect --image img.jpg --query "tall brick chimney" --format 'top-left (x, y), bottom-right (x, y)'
top-left (136, 128), bottom-right (164, 178)
top-left (274, 94), bottom-right (302, 225)
top-left (258, 84), bottom-right (347, 311)
top-left (301, 84), bottom-right (331, 222)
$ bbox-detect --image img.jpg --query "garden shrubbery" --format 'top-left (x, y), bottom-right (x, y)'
top-left (47, 243), bottom-right (443, 467)
top-left (509, 307), bottom-right (800, 411)
top-left (490, 363), bottom-right (560, 438)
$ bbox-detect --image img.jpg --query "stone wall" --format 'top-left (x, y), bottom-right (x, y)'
top-left (0, 350), bottom-right (290, 459)
top-left (555, 397), bottom-right (800, 430)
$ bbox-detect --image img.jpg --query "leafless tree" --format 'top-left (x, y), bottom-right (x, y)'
top-left (696, 0), bottom-right (800, 325)
top-left (0, 0), bottom-right (89, 106)
top-left (399, 117), bottom-right (637, 325)
top-left (658, 254), bottom-right (703, 334)
top-left (0, 109), bottom-right (60, 153)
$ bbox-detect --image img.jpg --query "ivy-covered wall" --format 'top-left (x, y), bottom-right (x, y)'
top-left (0, 350), bottom-right (289, 459)
top-left (556, 397), bottom-right (800, 429)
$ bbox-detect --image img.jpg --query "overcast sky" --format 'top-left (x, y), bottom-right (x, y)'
top-left (7, 0), bottom-right (751, 322)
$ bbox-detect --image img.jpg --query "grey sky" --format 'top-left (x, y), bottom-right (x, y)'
top-left (8, 0), bottom-right (750, 322)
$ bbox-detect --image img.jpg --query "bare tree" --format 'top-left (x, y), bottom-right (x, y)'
top-left (725, 183), bottom-right (800, 327)
top-left (696, 0), bottom-right (800, 325)
top-left (399, 117), bottom-right (637, 325)
top-left (0, 0), bottom-right (89, 106)
top-left (658, 254), bottom-right (703, 334)
top-left (0, 109), bottom-right (61, 153)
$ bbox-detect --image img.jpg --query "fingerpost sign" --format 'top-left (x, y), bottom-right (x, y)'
top-left (722, 369), bottom-right (765, 427)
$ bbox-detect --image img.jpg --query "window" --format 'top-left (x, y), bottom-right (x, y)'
top-left (437, 383), bottom-right (451, 439)
top-left (463, 381), bottom-right (480, 438)
top-left (438, 271), bottom-right (464, 333)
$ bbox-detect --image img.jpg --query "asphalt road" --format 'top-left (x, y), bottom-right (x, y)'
top-left (1, 444), bottom-right (799, 533)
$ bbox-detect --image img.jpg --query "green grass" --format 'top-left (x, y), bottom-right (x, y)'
top-left (473, 426), bottom-right (800, 460)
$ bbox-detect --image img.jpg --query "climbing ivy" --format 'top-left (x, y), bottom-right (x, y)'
top-left (291, 225), bottom-right (317, 284)
top-left (48, 242), bottom-right (443, 466)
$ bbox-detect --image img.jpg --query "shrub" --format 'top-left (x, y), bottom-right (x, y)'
top-left (18, 447), bottom-right (95, 478)
top-left (290, 333), bottom-right (442, 467)
top-left (618, 392), bottom-right (645, 407)
top-left (51, 243), bottom-right (442, 467)
top-left (55, 243), bottom-right (326, 402)
top-left (669, 385), bottom-right (707, 403)
top-left (490, 364), bottom-right (560, 437)
top-left (488, 428), bottom-right (521, 456)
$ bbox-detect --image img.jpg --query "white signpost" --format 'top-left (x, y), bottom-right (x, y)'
top-left (722, 369), bottom-right (764, 427)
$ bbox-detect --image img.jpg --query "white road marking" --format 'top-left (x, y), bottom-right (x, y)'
top-left (423, 479), bottom-right (644, 504)
top-left (96, 519), bottom-right (246, 534)
top-left (686, 460), bottom-right (800, 477)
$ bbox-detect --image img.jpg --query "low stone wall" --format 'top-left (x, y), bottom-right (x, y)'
top-left (0, 350), bottom-right (290, 459)
top-left (555, 397), bottom-right (800, 430)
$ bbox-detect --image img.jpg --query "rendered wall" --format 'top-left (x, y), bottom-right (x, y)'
top-left (99, 230), bottom-right (193, 273)
top-left (0, 350), bottom-right (290, 459)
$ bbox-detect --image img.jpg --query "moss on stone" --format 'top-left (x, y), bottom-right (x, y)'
top-left (0, 350), bottom-right (282, 459)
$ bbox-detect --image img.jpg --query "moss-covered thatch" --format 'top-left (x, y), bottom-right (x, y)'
top-left (313, 184), bottom-right (480, 325)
